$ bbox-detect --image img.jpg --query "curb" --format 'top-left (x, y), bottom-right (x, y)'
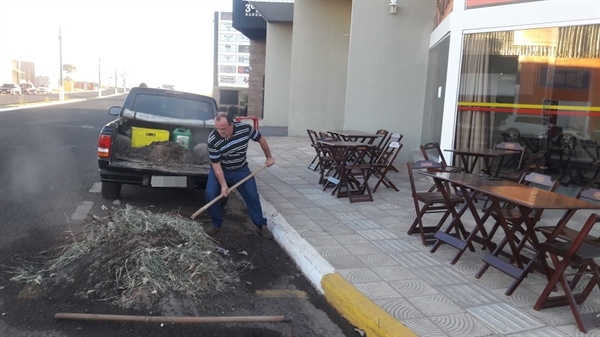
top-left (261, 196), bottom-right (416, 337)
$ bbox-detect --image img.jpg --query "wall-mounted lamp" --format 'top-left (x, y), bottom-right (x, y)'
top-left (389, 0), bottom-right (398, 14)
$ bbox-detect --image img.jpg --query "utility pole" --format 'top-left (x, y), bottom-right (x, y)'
top-left (114, 68), bottom-right (118, 94)
top-left (98, 57), bottom-right (102, 97)
top-left (58, 26), bottom-right (64, 101)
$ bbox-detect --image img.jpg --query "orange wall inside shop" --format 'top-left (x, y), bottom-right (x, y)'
top-left (518, 56), bottom-right (600, 107)
top-left (518, 56), bottom-right (600, 135)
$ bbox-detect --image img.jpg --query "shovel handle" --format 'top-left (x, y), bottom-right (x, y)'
top-left (191, 164), bottom-right (268, 220)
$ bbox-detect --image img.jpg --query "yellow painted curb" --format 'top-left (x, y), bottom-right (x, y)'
top-left (322, 273), bottom-right (417, 337)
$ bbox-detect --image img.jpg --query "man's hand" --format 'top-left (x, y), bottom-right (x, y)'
top-left (221, 184), bottom-right (230, 198)
top-left (265, 156), bottom-right (275, 168)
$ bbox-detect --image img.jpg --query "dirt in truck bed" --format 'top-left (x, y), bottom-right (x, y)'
top-left (118, 141), bottom-right (209, 165)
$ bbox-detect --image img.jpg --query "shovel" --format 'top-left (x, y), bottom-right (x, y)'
top-left (191, 164), bottom-right (268, 220)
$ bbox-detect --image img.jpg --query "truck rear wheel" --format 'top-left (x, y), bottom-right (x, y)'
top-left (101, 182), bottom-right (122, 200)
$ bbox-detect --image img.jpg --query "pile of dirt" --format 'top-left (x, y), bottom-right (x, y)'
top-left (9, 205), bottom-right (242, 310)
top-left (120, 141), bottom-right (209, 165)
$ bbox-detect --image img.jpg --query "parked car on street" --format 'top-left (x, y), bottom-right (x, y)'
top-left (20, 83), bottom-right (36, 95)
top-left (0, 83), bottom-right (22, 95)
top-left (36, 86), bottom-right (53, 94)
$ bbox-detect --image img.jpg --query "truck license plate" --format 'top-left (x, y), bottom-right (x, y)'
top-left (151, 176), bottom-right (187, 187)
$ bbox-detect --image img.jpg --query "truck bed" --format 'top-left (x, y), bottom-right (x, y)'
top-left (110, 158), bottom-right (211, 176)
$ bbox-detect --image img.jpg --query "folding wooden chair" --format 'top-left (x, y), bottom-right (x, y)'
top-left (307, 129), bottom-right (320, 171)
top-left (497, 150), bottom-right (547, 182)
top-left (420, 142), bottom-right (464, 173)
top-left (488, 141), bottom-right (526, 176)
top-left (370, 141), bottom-right (403, 192)
top-left (487, 172), bottom-right (560, 245)
top-left (406, 160), bottom-right (464, 246)
top-left (537, 187), bottom-right (600, 243)
top-left (342, 145), bottom-right (375, 203)
top-left (533, 213), bottom-right (600, 333)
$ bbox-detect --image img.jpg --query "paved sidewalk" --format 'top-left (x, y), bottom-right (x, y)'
top-left (248, 136), bottom-right (600, 337)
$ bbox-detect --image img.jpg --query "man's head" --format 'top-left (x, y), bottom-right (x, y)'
top-left (215, 111), bottom-right (234, 139)
top-left (139, 82), bottom-right (148, 88)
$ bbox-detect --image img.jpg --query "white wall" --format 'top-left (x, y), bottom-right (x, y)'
top-left (263, 22), bottom-right (293, 127)
top-left (287, 0), bottom-right (352, 136)
top-left (344, 0), bottom-right (435, 161)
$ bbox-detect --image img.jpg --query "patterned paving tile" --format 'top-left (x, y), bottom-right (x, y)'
top-left (303, 209), bottom-right (338, 221)
top-left (335, 212), bottom-right (369, 222)
top-left (374, 298), bottom-right (424, 319)
top-left (402, 317), bottom-right (449, 337)
top-left (332, 234), bottom-right (369, 245)
top-left (411, 266), bottom-right (469, 286)
top-left (353, 282), bottom-right (402, 300)
top-left (407, 294), bottom-right (464, 316)
top-left (555, 325), bottom-right (599, 337)
top-left (506, 327), bottom-right (572, 337)
top-left (356, 253), bottom-right (398, 267)
top-left (371, 239), bottom-right (419, 253)
top-left (321, 225), bottom-right (356, 235)
top-left (437, 283), bottom-right (501, 307)
top-left (325, 205), bottom-right (363, 213)
top-left (303, 236), bottom-right (341, 247)
top-left (343, 243), bottom-right (384, 255)
top-left (327, 255), bottom-right (368, 269)
top-left (371, 265), bottom-right (417, 281)
top-left (338, 268), bottom-right (382, 284)
top-left (390, 252), bottom-right (443, 269)
top-left (467, 302), bottom-right (545, 334)
top-left (304, 194), bottom-right (346, 206)
top-left (356, 228), bottom-right (398, 240)
top-left (491, 286), bottom-right (538, 308)
top-left (389, 279), bottom-right (439, 297)
top-left (430, 313), bottom-right (494, 337)
top-left (345, 219), bottom-right (381, 231)
top-left (314, 245), bottom-right (351, 257)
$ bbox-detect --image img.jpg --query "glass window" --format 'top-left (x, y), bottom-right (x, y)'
top-left (455, 24), bottom-right (599, 186)
top-left (131, 94), bottom-right (214, 121)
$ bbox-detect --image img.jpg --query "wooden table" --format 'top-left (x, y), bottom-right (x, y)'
top-left (445, 148), bottom-right (521, 176)
top-left (318, 140), bottom-right (376, 202)
top-left (423, 171), bottom-right (600, 295)
top-left (325, 130), bottom-right (381, 144)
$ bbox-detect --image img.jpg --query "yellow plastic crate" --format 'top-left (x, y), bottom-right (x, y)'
top-left (131, 127), bottom-right (170, 148)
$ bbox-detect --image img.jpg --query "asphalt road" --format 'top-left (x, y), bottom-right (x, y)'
top-left (0, 97), bottom-right (349, 336)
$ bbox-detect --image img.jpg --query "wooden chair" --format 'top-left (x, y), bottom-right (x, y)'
top-left (342, 145), bottom-right (375, 203)
top-left (420, 142), bottom-right (464, 173)
top-left (370, 141), bottom-right (403, 192)
top-left (533, 213), bottom-right (600, 333)
top-left (323, 144), bottom-right (349, 193)
top-left (315, 138), bottom-right (336, 185)
top-left (406, 160), bottom-right (464, 246)
top-left (307, 129), bottom-right (320, 171)
top-left (487, 141), bottom-right (527, 176)
top-left (488, 172), bottom-right (560, 244)
top-left (537, 187), bottom-right (600, 243)
top-left (497, 150), bottom-right (547, 182)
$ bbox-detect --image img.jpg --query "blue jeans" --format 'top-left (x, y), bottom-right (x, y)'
top-left (205, 165), bottom-right (267, 229)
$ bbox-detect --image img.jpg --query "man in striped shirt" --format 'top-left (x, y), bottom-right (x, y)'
top-left (204, 112), bottom-right (275, 239)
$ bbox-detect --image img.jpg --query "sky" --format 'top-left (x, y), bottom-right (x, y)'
top-left (0, 0), bottom-right (232, 95)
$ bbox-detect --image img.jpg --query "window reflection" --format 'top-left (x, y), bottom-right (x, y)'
top-left (456, 24), bottom-right (600, 187)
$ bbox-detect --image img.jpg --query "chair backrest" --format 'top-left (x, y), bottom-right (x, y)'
top-left (307, 129), bottom-right (318, 146)
top-left (522, 150), bottom-right (548, 173)
top-left (375, 129), bottom-right (391, 151)
top-left (375, 141), bottom-right (403, 166)
top-left (495, 141), bottom-right (527, 170)
top-left (406, 160), bottom-right (443, 195)
top-left (420, 142), bottom-right (448, 167)
top-left (580, 187), bottom-right (600, 204)
top-left (520, 172), bottom-right (559, 192)
top-left (567, 213), bottom-right (600, 253)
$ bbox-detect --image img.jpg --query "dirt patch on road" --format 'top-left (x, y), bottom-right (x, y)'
top-left (0, 195), bottom-right (354, 337)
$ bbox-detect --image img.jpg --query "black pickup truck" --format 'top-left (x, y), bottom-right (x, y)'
top-left (98, 87), bottom-right (217, 200)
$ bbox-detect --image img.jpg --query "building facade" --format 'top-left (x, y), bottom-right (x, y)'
top-left (236, 0), bottom-right (599, 164)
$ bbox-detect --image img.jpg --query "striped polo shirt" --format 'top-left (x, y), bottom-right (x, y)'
top-left (207, 122), bottom-right (261, 170)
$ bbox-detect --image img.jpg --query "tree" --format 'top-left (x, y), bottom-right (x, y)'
top-left (62, 64), bottom-right (77, 81)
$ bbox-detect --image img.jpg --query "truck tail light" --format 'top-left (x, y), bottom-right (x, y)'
top-left (98, 134), bottom-right (112, 158)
